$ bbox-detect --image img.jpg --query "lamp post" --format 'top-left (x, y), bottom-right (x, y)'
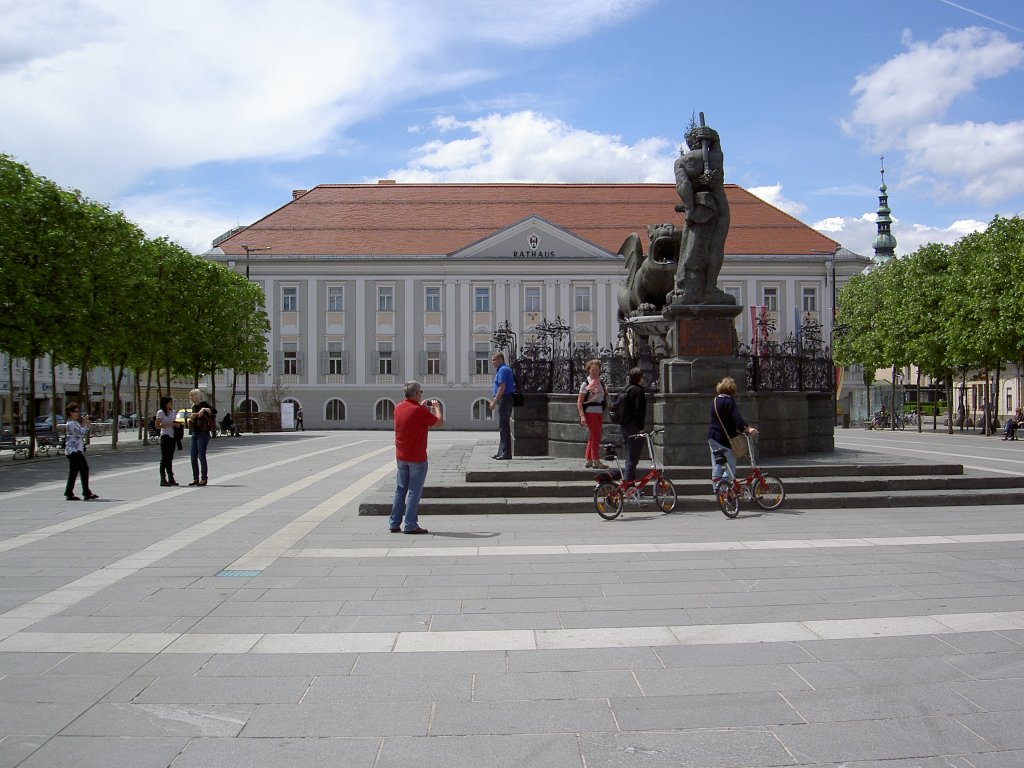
top-left (239, 244), bottom-right (270, 433)
top-left (814, 246), bottom-right (842, 426)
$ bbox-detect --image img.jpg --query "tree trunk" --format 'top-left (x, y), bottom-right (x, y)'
top-left (916, 368), bottom-right (922, 432)
top-left (50, 353), bottom-right (58, 428)
top-left (890, 365), bottom-right (898, 431)
top-left (28, 356), bottom-right (37, 457)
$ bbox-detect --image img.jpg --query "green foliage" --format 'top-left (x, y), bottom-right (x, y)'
top-left (0, 154), bottom-right (270, 398)
top-left (837, 215), bottom-right (1024, 384)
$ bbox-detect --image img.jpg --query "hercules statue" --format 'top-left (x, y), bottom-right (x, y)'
top-left (670, 115), bottom-right (735, 305)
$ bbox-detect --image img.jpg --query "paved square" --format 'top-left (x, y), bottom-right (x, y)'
top-left (1, 428), bottom-right (1023, 766)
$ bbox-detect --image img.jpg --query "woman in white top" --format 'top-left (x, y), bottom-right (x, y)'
top-left (155, 396), bottom-right (178, 486)
top-left (577, 359), bottom-right (608, 469)
top-left (64, 402), bottom-right (98, 500)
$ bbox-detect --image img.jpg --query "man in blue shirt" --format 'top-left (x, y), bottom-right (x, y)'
top-left (488, 351), bottom-right (515, 460)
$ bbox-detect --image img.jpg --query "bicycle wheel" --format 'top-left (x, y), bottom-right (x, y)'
top-left (653, 476), bottom-right (677, 513)
top-left (716, 483), bottom-right (740, 518)
top-left (752, 474), bottom-right (785, 510)
top-left (593, 481), bottom-right (623, 520)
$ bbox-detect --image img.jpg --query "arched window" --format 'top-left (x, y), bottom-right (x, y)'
top-left (239, 399), bottom-right (259, 414)
top-left (472, 398), bottom-right (493, 421)
top-left (325, 399), bottom-right (346, 421)
top-left (375, 399), bottom-right (395, 422)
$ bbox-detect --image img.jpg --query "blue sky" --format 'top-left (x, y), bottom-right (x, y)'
top-left (2, 0), bottom-right (1022, 258)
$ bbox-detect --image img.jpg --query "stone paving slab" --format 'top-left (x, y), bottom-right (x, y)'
top-left (0, 429), bottom-right (1022, 767)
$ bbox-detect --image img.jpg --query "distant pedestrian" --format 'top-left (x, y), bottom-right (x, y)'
top-left (187, 388), bottom-right (214, 486)
top-left (295, 407), bottom-right (304, 431)
top-left (488, 351), bottom-right (515, 460)
top-left (577, 358), bottom-right (608, 469)
top-left (63, 403), bottom-right (98, 501)
top-left (390, 381), bottom-right (443, 534)
top-left (155, 396), bottom-right (179, 486)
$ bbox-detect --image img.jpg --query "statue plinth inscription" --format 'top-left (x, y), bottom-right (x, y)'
top-left (664, 303), bottom-right (742, 358)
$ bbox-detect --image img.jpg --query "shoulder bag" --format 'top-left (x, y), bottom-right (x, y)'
top-left (713, 396), bottom-right (748, 459)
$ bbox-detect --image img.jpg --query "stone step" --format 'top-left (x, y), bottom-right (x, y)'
top-left (465, 463), bottom-right (966, 483)
top-left (411, 474), bottom-right (1024, 499)
top-left (358, 485), bottom-right (1024, 515)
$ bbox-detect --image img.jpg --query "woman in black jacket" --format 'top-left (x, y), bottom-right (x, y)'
top-left (619, 367), bottom-right (647, 483)
top-left (708, 376), bottom-right (757, 490)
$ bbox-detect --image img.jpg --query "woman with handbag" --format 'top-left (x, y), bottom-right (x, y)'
top-left (708, 376), bottom-right (757, 492)
top-left (577, 358), bottom-right (608, 469)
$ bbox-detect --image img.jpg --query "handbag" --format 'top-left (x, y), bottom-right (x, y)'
top-left (713, 396), bottom-right (748, 459)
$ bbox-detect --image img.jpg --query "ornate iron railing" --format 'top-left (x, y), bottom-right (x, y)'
top-left (492, 319), bottom-right (660, 394)
top-left (739, 314), bottom-right (834, 392)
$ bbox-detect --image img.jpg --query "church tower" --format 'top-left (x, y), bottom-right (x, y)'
top-left (871, 157), bottom-right (897, 267)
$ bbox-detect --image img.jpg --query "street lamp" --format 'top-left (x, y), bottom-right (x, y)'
top-left (814, 246), bottom-right (842, 426)
top-left (239, 244), bottom-right (270, 432)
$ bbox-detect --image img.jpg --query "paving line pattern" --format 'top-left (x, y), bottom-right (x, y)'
top-left (283, 532), bottom-right (1024, 559)
top-left (2, 610), bottom-right (1023, 655)
top-left (0, 445), bottom-right (394, 640)
top-left (0, 438), bottom-right (374, 554)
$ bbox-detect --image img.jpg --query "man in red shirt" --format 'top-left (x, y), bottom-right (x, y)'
top-left (390, 380), bottom-right (443, 534)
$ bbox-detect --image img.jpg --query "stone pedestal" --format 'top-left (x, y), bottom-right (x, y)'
top-left (664, 303), bottom-right (742, 357)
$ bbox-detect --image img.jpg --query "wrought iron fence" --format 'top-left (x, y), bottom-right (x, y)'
top-left (739, 314), bottom-right (834, 392)
top-left (491, 313), bottom-right (833, 395)
top-left (491, 318), bottom-right (660, 394)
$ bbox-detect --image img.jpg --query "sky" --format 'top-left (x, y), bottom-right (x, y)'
top-left (1, 0), bottom-right (1022, 259)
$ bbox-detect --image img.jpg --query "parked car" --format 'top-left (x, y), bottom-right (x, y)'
top-left (34, 415), bottom-right (66, 433)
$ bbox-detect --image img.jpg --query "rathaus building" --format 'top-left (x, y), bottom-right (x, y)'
top-left (205, 182), bottom-right (869, 429)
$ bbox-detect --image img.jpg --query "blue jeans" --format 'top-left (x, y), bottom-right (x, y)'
top-left (190, 430), bottom-right (211, 481)
top-left (390, 460), bottom-right (428, 531)
top-left (708, 438), bottom-right (736, 486)
top-left (621, 428), bottom-right (645, 482)
top-left (496, 395), bottom-right (513, 458)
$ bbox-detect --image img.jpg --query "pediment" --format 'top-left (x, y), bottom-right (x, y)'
top-left (449, 216), bottom-right (612, 261)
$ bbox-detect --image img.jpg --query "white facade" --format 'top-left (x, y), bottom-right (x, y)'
top-left (210, 218), bottom-right (868, 430)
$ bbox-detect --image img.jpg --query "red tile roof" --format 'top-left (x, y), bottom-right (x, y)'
top-left (217, 183), bottom-right (838, 257)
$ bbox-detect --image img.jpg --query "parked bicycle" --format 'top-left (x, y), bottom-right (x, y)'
top-left (592, 428), bottom-right (677, 520)
top-left (712, 433), bottom-right (785, 518)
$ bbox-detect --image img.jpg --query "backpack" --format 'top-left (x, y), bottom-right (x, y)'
top-left (608, 390), bottom-right (627, 425)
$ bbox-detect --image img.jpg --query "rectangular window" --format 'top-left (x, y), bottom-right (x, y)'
top-left (524, 286), bottom-right (541, 312)
top-left (474, 286), bottom-right (491, 313)
top-left (327, 286), bottom-right (344, 312)
top-left (378, 286), bottom-right (394, 312)
top-left (474, 343), bottom-right (490, 375)
top-left (282, 343), bottom-right (298, 375)
top-left (328, 342), bottom-right (346, 375)
top-left (425, 342), bottom-right (442, 376)
top-left (802, 287), bottom-right (817, 313)
top-left (377, 341), bottom-right (393, 375)
top-left (574, 286), bottom-right (591, 312)
top-left (282, 286), bottom-right (298, 312)
top-left (425, 286), bottom-right (441, 312)
top-left (762, 286), bottom-right (779, 313)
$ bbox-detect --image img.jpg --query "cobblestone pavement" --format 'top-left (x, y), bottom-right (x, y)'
top-left (0, 428), bottom-right (1023, 767)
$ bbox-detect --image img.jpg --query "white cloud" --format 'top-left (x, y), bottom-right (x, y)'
top-left (843, 26), bottom-right (1024, 217)
top-left (812, 212), bottom-right (988, 258)
top-left (904, 120), bottom-right (1024, 205)
top-left (0, 0), bottom-right (651, 199)
top-left (746, 184), bottom-right (808, 217)
top-left (384, 111), bottom-right (675, 183)
top-left (846, 27), bottom-right (1024, 143)
top-left (115, 190), bottom-right (260, 255)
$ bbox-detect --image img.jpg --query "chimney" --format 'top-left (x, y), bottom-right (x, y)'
top-left (292, 189), bottom-right (307, 199)
top-left (377, 179), bottom-right (397, 185)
